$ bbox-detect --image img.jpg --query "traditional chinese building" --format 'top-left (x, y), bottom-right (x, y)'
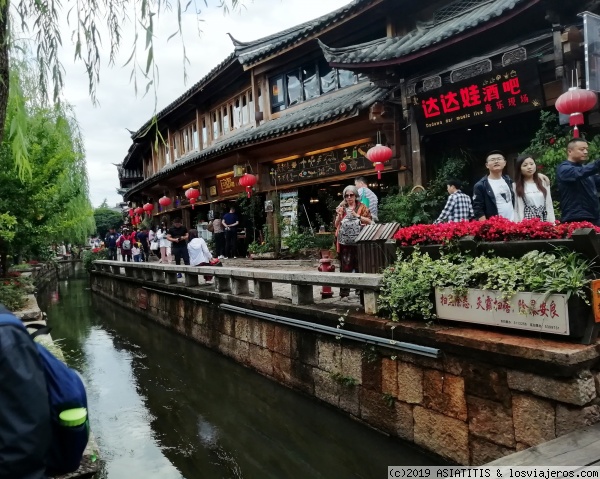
top-left (320, 0), bottom-right (598, 184)
top-left (118, 0), bottom-right (403, 246)
top-left (119, 0), bottom-right (600, 241)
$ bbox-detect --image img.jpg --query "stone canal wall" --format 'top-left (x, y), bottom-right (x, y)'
top-left (91, 270), bottom-right (600, 466)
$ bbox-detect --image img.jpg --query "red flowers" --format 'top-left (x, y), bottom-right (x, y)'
top-left (393, 217), bottom-right (600, 246)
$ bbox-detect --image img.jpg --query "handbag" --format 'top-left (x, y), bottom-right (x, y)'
top-left (337, 216), bottom-right (362, 245)
top-left (150, 240), bottom-right (159, 251)
top-left (207, 221), bottom-right (215, 233)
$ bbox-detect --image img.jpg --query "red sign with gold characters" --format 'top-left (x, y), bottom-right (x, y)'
top-left (413, 60), bottom-right (544, 134)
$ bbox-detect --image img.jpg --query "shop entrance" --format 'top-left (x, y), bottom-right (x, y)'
top-left (422, 110), bottom-right (544, 193)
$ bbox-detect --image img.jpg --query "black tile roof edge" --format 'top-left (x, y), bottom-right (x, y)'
top-left (319, 0), bottom-right (531, 65)
top-left (228, 0), bottom-right (378, 66)
top-left (129, 52), bottom-right (238, 142)
top-left (123, 83), bottom-right (389, 200)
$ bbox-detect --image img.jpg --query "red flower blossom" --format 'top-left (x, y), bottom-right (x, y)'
top-left (393, 217), bottom-right (600, 245)
top-left (549, 138), bottom-right (556, 145)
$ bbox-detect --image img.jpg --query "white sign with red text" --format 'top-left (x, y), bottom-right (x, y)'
top-left (434, 288), bottom-right (570, 335)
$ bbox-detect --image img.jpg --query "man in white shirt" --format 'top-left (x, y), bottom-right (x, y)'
top-left (472, 151), bottom-right (515, 221)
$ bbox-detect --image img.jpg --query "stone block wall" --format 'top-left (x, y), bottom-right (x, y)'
top-left (91, 274), bottom-right (600, 465)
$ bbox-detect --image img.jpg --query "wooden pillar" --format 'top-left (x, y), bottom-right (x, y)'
top-left (410, 112), bottom-right (425, 187)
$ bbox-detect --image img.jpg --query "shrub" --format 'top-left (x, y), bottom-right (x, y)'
top-left (82, 248), bottom-right (109, 273)
top-left (0, 282), bottom-right (27, 311)
top-left (283, 229), bottom-right (316, 254)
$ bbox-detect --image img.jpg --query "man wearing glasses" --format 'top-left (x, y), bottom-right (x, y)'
top-left (472, 151), bottom-right (515, 221)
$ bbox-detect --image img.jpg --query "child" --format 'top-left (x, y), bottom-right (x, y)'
top-left (132, 242), bottom-right (141, 262)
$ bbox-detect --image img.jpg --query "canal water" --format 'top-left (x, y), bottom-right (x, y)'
top-left (37, 268), bottom-right (442, 479)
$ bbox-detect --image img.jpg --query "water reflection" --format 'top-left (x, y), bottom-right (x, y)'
top-left (38, 272), bottom-right (442, 479)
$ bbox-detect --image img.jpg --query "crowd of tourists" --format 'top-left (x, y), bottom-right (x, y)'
top-left (434, 138), bottom-right (598, 226)
top-left (333, 139), bottom-right (600, 299)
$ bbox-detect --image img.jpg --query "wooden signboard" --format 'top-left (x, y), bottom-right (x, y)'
top-left (216, 173), bottom-right (246, 196)
top-left (270, 141), bottom-right (374, 185)
top-left (435, 287), bottom-right (570, 335)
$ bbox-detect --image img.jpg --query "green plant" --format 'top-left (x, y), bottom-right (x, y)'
top-left (81, 248), bottom-right (108, 273)
top-left (378, 187), bottom-right (432, 226)
top-left (0, 282), bottom-right (27, 310)
top-left (362, 344), bottom-right (379, 364)
top-left (283, 228), bottom-right (316, 254)
top-left (330, 372), bottom-right (358, 387)
top-left (382, 392), bottom-right (395, 408)
top-left (378, 248), bottom-right (594, 321)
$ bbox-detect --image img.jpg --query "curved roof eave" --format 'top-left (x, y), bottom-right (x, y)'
top-left (124, 83), bottom-right (389, 200)
top-left (319, 0), bottom-right (540, 67)
top-left (229, 0), bottom-right (381, 67)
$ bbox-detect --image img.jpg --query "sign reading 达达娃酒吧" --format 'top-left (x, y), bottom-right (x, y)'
top-left (413, 60), bottom-right (544, 134)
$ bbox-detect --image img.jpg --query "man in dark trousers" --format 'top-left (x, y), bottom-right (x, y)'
top-left (0, 303), bottom-right (51, 479)
top-left (472, 150), bottom-right (514, 221)
top-left (136, 227), bottom-right (150, 262)
top-left (557, 138), bottom-right (600, 226)
top-left (167, 218), bottom-right (190, 274)
top-left (222, 206), bottom-right (239, 259)
top-left (104, 227), bottom-right (119, 260)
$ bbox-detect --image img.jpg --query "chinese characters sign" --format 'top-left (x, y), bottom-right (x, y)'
top-left (413, 60), bottom-right (544, 134)
top-left (216, 173), bottom-right (247, 197)
top-left (270, 141), bottom-right (373, 185)
top-left (434, 288), bottom-right (570, 335)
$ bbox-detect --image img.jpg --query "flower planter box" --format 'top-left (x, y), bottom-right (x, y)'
top-left (250, 252), bottom-right (278, 260)
top-left (396, 228), bottom-right (600, 261)
top-left (434, 287), bottom-right (594, 342)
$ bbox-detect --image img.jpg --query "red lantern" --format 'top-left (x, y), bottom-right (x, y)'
top-left (158, 196), bottom-right (171, 212)
top-left (128, 209), bottom-right (134, 218)
top-left (555, 87), bottom-right (597, 138)
top-left (134, 207), bottom-right (144, 216)
top-left (185, 188), bottom-right (200, 209)
top-left (366, 144), bottom-right (393, 179)
top-left (143, 203), bottom-right (154, 217)
top-left (239, 173), bottom-right (257, 198)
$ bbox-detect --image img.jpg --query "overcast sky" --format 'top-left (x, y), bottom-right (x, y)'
top-left (57, 0), bottom-right (351, 208)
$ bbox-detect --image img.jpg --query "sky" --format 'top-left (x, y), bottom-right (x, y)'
top-left (57, 0), bottom-right (352, 208)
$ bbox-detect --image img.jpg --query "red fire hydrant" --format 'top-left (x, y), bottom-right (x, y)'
top-left (318, 250), bottom-right (335, 299)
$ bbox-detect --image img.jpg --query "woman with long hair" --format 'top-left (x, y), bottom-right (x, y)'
top-left (334, 185), bottom-right (372, 298)
top-left (513, 154), bottom-right (555, 222)
top-left (156, 222), bottom-right (171, 263)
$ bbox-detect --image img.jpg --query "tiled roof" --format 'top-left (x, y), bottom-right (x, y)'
top-left (228, 0), bottom-right (378, 67)
top-left (320, 0), bottom-right (537, 66)
top-left (124, 82), bottom-right (389, 199)
top-left (129, 53), bottom-right (238, 141)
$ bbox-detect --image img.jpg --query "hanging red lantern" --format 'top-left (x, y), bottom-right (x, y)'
top-left (143, 202), bottom-right (154, 217)
top-left (366, 144), bottom-right (393, 179)
top-left (555, 87), bottom-right (597, 138)
top-left (134, 207), bottom-right (144, 216)
top-left (159, 196), bottom-right (172, 207)
top-left (128, 209), bottom-right (135, 218)
top-left (239, 173), bottom-right (257, 198)
top-left (185, 188), bottom-right (200, 210)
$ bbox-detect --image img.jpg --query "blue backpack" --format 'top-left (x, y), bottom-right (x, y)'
top-left (0, 313), bottom-right (89, 475)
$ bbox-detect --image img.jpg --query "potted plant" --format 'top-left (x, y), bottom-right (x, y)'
top-left (378, 248), bottom-right (597, 343)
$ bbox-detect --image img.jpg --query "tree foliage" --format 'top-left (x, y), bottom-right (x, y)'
top-left (94, 206), bottom-right (123, 239)
top-left (6, 0), bottom-right (242, 178)
top-left (0, 62), bottom-right (95, 274)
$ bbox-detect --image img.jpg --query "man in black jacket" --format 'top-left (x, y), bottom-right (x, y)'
top-left (472, 151), bottom-right (515, 221)
top-left (0, 303), bottom-right (51, 479)
top-left (557, 138), bottom-right (600, 226)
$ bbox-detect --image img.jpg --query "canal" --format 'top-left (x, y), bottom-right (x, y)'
top-left (37, 267), bottom-right (442, 479)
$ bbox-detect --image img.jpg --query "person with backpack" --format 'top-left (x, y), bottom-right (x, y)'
top-left (0, 303), bottom-right (51, 478)
top-left (0, 303), bottom-right (89, 478)
top-left (117, 228), bottom-right (134, 262)
top-left (334, 185), bottom-right (372, 298)
top-left (104, 227), bottom-right (119, 260)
